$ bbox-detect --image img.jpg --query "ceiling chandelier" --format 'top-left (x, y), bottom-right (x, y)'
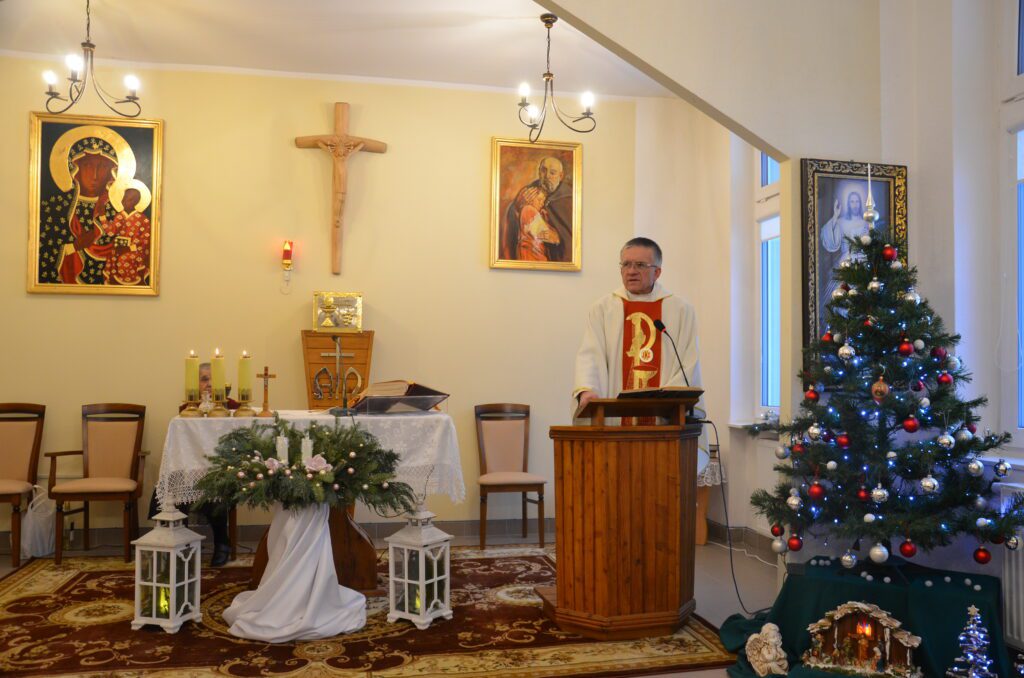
top-left (42, 0), bottom-right (142, 118)
top-left (517, 13), bottom-right (595, 143)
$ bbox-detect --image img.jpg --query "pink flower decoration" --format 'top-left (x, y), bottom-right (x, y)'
top-left (265, 458), bottom-right (281, 472)
top-left (305, 454), bottom-right (333, 473)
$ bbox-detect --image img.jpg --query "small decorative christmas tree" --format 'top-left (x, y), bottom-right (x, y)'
top-left (749, 225), bottom-right (1024, 564)
top-left (946, 605), bottom-right (995, 677)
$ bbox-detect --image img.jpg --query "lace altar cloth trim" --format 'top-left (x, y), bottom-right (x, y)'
top-left (697, 459), bottom-right (724, 487)
top-left (157, 411), bottom-right (465, 509)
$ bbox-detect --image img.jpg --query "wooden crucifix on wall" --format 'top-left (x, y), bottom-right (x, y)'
top-left (295, 102), bottom-right (387, 274)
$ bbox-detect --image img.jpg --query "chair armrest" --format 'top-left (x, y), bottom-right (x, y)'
top-left (46, 450), bottom-right (83, 493)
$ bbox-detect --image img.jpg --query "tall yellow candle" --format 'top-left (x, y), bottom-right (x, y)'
top-left (238, 350), bottom-right (253, 401)
top-left (185, 350), bottom-right (199, 402)
top-left (211, 348), bottom-right (226, 401)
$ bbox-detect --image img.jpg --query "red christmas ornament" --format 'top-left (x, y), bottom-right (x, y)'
top-left (911, 380), bottom-right (926, 392)
top-left (898, 340), bottom-right (914, 357)
top-left (863, 318), bottom-right (874, 328)
top-left (899, 540), bottom-right (918, 558)
top-left (821, 331), bottom-right (833, 343)
top-left (882, 244), bottom-right (897, 261)
top-left (808, 482), bottom-right (826, 501)
top-left (937, 372), bottom-right (954, 387)
top-left (770, 524), bottom-right (785, 537)
top-left (902, 416), bottom-right (920, 433)
top-left (787, 534), bottom-right (804, 552)
top-left (857, 486), bottom-right (870, 502)
top-left (805, 388), bottom-right (820, 403)
top-left (967, 422), bottom-right (978, 434)
top-left (992, 534), bottom-right (1006, 545)
top-left (841, 282), bottom-right (850, 291)
top-left (836, 433), bottom-right (851, 448)
top-left (931, 346), bottom-right (948, 360)
top-left (822, 430), bottom-right (835, 444)
top-left (791, 442), bottom-right (807, 456)
top-left (973, 546), bottom-right (992, 565)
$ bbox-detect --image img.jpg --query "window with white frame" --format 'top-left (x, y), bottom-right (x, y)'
top-left (756, 152), bottom-right (781, 411)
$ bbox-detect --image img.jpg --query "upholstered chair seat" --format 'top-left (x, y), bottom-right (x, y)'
top-left (52, 478), bottom-right (137, 493)
top-left (479, 471), bottom-right (546, 485)
top-left (0, 404), bottom-right (46, 567)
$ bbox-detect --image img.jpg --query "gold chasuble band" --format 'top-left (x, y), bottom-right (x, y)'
top-left (621, 299), bottom-right (663, 425)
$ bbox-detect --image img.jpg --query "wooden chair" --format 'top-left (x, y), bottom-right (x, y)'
top-left (475, 403), bottom-right (545, 549)
top-left (48, 404), bottom-right (146, 565)
top-left (0, 404), bottom-right (45, 568)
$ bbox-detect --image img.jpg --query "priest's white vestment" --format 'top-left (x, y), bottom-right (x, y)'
top-left (572, 282), bottom-right (707, 452)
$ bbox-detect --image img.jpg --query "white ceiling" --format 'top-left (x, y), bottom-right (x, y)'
top-left (0, 0), bottom-right (670, 98)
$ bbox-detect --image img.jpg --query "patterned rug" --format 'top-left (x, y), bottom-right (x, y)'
top-left (0, 546), bottom-right (733, 677)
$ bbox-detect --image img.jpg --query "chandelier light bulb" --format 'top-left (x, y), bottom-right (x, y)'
top-left (518, 82), bottom-right (530, 99)
top-left (526, 104), bottom-right (540, 122)
top-left (42, 70), bottom-right (58, 86)
top-left (124, 74), bottom-right (140, 93)
top-left (581, 90), bottom-right (595, 112)
top-left (65, 53), bottom-right (84, 75)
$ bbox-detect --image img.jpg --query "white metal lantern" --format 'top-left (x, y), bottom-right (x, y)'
top-left (386, 506), bottom-right (453, 630)
top-left (131, 509), bottom-right (204, 633)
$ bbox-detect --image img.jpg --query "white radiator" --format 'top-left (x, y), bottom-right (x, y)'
top-left (998, 482), bottom-right (1024, 649)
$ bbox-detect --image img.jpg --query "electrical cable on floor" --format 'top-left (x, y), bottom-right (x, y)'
top-left (701, 419), bottom-right (756, 617)
top-left (706, 539), bottom-right (779, 569)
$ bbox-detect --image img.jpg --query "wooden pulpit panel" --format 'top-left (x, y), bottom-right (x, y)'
top-left (300, 330), bottom-right (374, 409)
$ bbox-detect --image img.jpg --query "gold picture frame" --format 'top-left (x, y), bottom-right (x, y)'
top-left (313, 291), bottom-right (363, 333)
top-left (28, 112), bottom-right (163, 295)
top-left (489, 137), bottom-right (581, 271)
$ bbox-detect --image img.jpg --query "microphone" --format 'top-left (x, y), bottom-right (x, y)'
top-left (653, 319), bottom-right (690, 387)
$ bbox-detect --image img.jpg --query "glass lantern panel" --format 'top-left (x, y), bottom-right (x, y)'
top-left (155, 585), bottom-right (171, 619)
top-left (407, 549), bottom-right (420, 578)
top-left (426, 581), bottom-right (436, 608)
top-left (394, 547), bottom-right (405, 579)
top-left (176, 583), bottom-right (187, 614)
top-left (406, 582), bottom-right (421, 615)
top-left (395, 588), bottom-right (406, 613)
top-left (156, 551), bottom-right (170, 585)
top-left (426, 555), bottom-right (434, 580)
top-left (189, 547), bottom-right (199, 580)
top-left (186, 580), bottom-right (196, 607)
top-left (437, 577), bottom-right (447, 603)
top-left (140, 550), bottom-right (153, 582)
top-left (176, 551), bottom-right (187, 582)
top-left (140, 584), bottom-right (153, 617)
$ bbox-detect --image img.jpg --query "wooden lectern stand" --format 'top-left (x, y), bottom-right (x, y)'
top-left (537, 391), bottom-right (703, 640)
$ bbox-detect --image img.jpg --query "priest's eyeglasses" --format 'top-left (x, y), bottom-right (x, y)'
top-left (619, 262), bottom-right (659, 271)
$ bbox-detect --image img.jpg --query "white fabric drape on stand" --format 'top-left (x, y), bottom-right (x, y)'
top-left (223, 504), bottom-right (366, 642)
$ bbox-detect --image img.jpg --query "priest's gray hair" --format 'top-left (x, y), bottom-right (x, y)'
top-left (621, 237), bottom-right (663, 267)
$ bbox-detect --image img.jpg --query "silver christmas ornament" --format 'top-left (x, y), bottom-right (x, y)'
top-left (871, 485), bottom-right (890, 503)
top-left (891, 259), bottom-right (903, 270)
top-left (920, 474), bottom-right (939, 494)
top-left (807, 423), bottom-right (822, 440)
top-left (839, 259), bottom-right (852, 269)
top-left (838, 343), bottom-right (856, 362)
top-left (860, 234), bottom-right (873, 246)
top-left (1007, 536), bottom-right (1020, 551)
top-left (833, 332), bottom-right (843, 344)
top-left (840, 551), bottom-right (858, 569)
top-left (831, 287), bottom-right (847, 301)
top-left (847, 286), bottom-right (859, 297)
top-left (771, 537), bottom-right (788, 554)
top-left (824, 366), bottom-right (833, 374)
top-left (955, 428), bottom-right (974, 444)
top-left (863, 202), bottom-right (880, 223)
top-left (826, 460), bottom-right (838, 471)
top-left (869, 543), bottom-right (890, 563)
top-left (947, 356), bottom-right (962, 371)
top-left (863, 513), bottom-right (877, 524)
top-left (913, 339), bottom-right (925, 351)
top-left (867, 277), bottom-right (883, 293)
top-left (995, 459), bottom-right (1012, 478)
top-left (904, 288), bottom-right (921, 305)
top-left (976, 517), bottom-right (992, 529)
top-left (774, 446), bottom-right (790, 460)
top-left (886, 451), bottom-right (898, 461)
top-left (967, 459), bottom-right (985, 477)
top-left (974, 495), bottom-right (988, 511)
top-left (919, 397), bottom-right (931, 409)
top-left (937, 433), bottom-right (955, 450)
top-left (786, 494), bottom-right (804, 510)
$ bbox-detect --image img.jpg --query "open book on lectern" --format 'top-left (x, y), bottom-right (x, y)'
top-left (616, 386), bottom-right (703, 400)
top-left (350, 380), bottom-right (449, 414)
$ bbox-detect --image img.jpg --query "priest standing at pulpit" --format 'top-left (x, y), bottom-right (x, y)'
top-left (573, 237), bottom-right (706, 435)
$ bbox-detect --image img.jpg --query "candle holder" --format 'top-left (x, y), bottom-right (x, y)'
top-left (180, 391), bottom-right (202, 418)
top-left (208, 392), bottom-right (230, 418)
top-left (234, 390), bottom-right (256, 418)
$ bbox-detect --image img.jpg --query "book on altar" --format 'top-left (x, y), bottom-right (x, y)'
top-left (616, 386), bottom-right (703, 400)
top-left (351, 380), bottom-right (449, 414)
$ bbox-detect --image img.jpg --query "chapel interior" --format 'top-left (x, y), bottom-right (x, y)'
top-left (1, 1), bottom-right (1022, 677)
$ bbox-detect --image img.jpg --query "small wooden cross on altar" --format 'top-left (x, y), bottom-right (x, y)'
top-left (256, 366), bottom-right (277, 418)
top-left (295, 102), bottom-right (387, 274)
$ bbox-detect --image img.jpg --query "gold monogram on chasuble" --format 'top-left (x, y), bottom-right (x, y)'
top-left (621, 299), bottom-right (664, 391)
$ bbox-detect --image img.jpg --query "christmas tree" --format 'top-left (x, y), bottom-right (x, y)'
top-left (750, 228), bottom-right (1024, 565)
top-left (946, 605), bottom-right (995, 677)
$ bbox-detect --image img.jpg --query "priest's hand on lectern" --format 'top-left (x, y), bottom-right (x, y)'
top-left (578, 390), bottom-right (598, 409)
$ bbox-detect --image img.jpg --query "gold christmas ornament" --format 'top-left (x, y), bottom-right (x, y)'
top-left (870, 376), bottom-right (890, 403)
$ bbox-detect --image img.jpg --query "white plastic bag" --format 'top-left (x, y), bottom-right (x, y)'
top-left (19, 486), bottom-right (55, 559)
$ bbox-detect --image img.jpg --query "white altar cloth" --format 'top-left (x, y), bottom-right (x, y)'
top-left (157, 411), bottom-right (465, 509)
top-left (222, 504), bottom-right (366, 641)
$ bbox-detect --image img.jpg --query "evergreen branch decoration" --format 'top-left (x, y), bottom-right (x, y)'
top-left (747, 234), bottom-right (1024, 562)
top-left (195, 416), bottom-right (416, 516)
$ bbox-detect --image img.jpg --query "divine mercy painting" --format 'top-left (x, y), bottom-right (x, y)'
top-left (490, 137), bottom-right (581, 271)
top-left (28, 112), bottom-right (163, 295)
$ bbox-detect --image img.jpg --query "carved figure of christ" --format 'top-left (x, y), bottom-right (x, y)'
top-left (295, 102), bottom-right (387, 273)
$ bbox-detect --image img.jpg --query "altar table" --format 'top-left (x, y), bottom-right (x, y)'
top-left (157, 410), bottom-right (465, 509)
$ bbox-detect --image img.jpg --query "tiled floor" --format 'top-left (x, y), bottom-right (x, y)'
top-left (0, 535), bottom-right (779, 677)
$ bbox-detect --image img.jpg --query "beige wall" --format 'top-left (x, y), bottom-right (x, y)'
top-left (0, 55), bottom-right (639, 528)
